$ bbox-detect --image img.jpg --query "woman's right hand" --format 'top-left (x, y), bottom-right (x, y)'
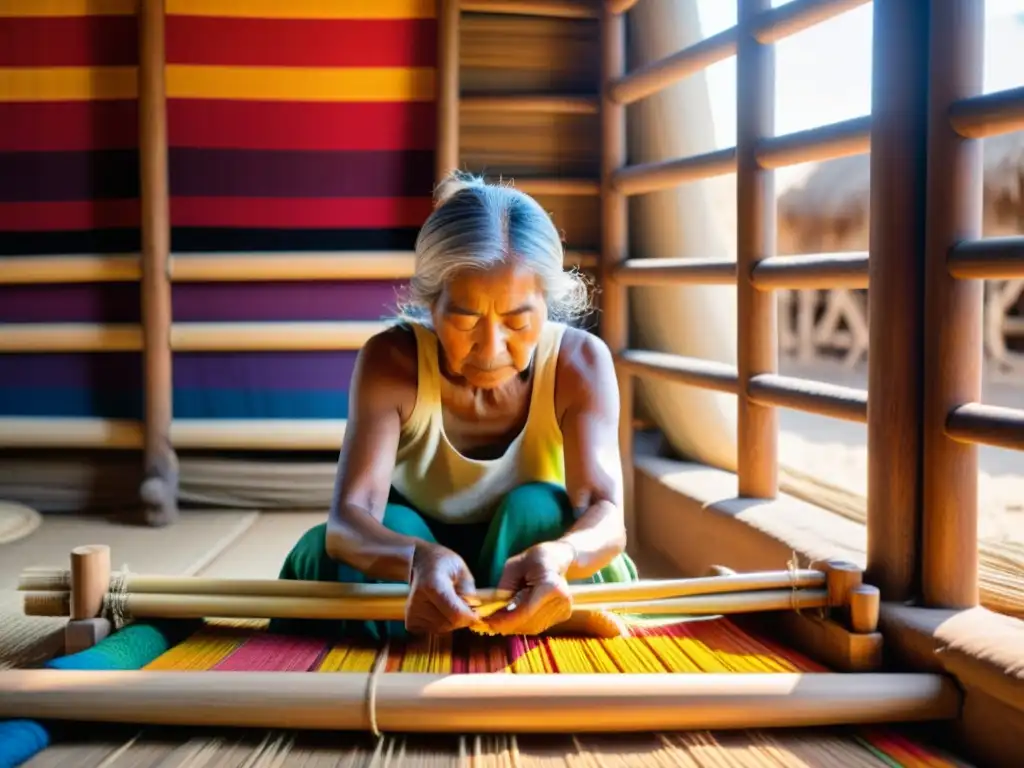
top-left (405, 542), bottom-right (479, 635)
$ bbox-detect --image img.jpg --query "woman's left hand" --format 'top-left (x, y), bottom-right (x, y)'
top-left (483, 541), bottom-right (576, 636)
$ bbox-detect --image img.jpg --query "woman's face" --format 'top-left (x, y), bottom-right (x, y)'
top-left (432, 262), bottom-right (547, 389)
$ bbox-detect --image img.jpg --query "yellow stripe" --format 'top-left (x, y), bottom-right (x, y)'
top-left (166, 65), bottom-right (434, 102)
top-left (0, 0), bottom-right (133, 16)
top-left (0, 67), bottom-right (136, 102)
top-left (167, 0), bottom-right (435, 19)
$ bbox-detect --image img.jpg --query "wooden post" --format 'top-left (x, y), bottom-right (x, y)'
top-left (736, 0), bottom-right (778, 499)
top-left (138, 0), bottom-right (177, 526)
top-left (436, 0), bottom-right (460, 180)
top-left (921, 0), bottom-right (985, 609)
top-left (599, 6), bottom-right (634, 548)
top-left (864, 0), bottom-right (931, 602)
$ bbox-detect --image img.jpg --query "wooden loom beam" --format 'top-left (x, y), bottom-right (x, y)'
top-left (599, 4), bottom-right (635, 550)
top-left (736, 0), bottom-right (778, 499)
top-left (864, 0), bottom-right (931, 602)
top-left (138, 0), bottom-right (178, 527)
top-left (0, 669), bottom-right (962, 733)
top-left (920, 0), bottom-right (985, 609)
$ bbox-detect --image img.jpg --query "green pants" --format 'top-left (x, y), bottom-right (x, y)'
top-left (272, 482), bottom-right (638, 640)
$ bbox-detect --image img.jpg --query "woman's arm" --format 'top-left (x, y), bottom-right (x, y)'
top-left (552, 330), bottom-right (629, 580)
top-left (324, 329), bottom-right (421, 582)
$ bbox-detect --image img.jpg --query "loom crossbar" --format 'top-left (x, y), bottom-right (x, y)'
top-left (0, 670), bottom-right (961, 733)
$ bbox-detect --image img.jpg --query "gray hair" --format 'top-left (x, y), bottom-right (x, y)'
top-left (396, 171), bottom-right (592, 325)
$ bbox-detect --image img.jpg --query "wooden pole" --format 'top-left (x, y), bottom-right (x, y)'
top-left (138, 0), bottom-right (177, 526)
top-left (599, 6), bottom-right (634, 549)
top-left (736, 0), bottom-right (778, 498)
top-left (0, 669), bottom-right (961, 733)
top-left (436, 0), bottom-right (461, 180)
top-left (920, 0), bottom-right (985, 609)
top-left (864, 0), bottom-right (931, 601)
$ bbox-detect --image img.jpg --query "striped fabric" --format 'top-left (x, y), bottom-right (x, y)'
top-left (165, 0), bottom-right (436, 251)
top-left (0, 1), bottom-right (143, 421)
top-left (0, 0), bottom-right (435, 424)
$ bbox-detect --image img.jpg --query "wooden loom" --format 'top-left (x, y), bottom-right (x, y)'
top-left (0, 542), bottom-right (968, 766)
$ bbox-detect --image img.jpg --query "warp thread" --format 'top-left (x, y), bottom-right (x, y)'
top-left (366, 640), bottom-right (391, 739)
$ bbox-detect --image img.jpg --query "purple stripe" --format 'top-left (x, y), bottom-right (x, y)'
top-left (167, 148), bottom-right (434, 198)
top-left (171, 280), bottom-right (404, 322)
top-left (0, 150), bottom-right (139, 202)
top-left (0, 283), bottom-right (140, 323)
top-left (173, 351), bottom-right (356, 390)
top-left (0, 352), bottom-right (141, 389)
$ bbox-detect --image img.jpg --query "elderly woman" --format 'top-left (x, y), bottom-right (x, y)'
top-left (274, 172), bottom-right (637, 640)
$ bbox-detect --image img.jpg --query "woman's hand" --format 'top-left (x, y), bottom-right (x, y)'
top-left (484, 541), bottom-right (577, 636)
top-left (404, 542), bottom-right (480, 635)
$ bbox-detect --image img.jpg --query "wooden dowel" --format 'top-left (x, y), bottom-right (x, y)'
top-left (616, 350), bottom-right (740, 395)
top-left (948, 237), bottom-right (1024, 279)
top-left (70, 545), bottom-right (111, 621)
top-left (736, 0), bottom-right (778, 499)
top-left (171, 321), bottom-right (386, 351)
top-left (0, 324), bottom-right (142, 353)
top-left (612, 147), bottom-right (736, 197)
top-left (607, 27), bottom-right (737, 106)
top-left (613, 257), bottom-right (737, 286)
top-left (22, 591), bottom-right (70, 617)
top-left (946, 402), bottom-right (1024, 452)
top-left (751, 252), bottom-right (869, 290)
top-left (849, 585), bottom-right (880, 634)
top-left (0, 669), bottom-right (962, 732)
top-left (755, 115), bottom-right (870, 170)
top-left (595, 589), bottom-right (828, 616)
top-left (25, 588), bottom-right (830, 623)
top-left (747, 374), bottom-right (868, 424)
top-left (0, 255), bottom-right (140, 284)
top-left (138, 0), bottom-right (177, 527)
top-left (751, 0), bottom-right (871, 45)
top-left (20, 567), bottom-right (828, 605)
top-left (948, 84), bottom-right (1024, 140)
top-left (825, 561), bottom-right (863, 610)
top-left (170, 252), bottom-right (417, 281)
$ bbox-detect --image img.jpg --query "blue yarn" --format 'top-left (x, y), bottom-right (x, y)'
top-left (0, 620), bottom-right (201, 767)
top-left (0, 721), bottom-right (49, 768)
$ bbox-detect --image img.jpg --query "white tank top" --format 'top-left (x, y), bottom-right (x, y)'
top-left (390, 321), bottom-right (568, 524)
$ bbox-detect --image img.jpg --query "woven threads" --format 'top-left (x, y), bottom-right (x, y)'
top-left (366, 640), bottom-right (391, 738)
top-left (103, 565), bottom-right (131, 630)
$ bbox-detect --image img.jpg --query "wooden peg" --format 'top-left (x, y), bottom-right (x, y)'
top-left (70, 545), bottom-right (111, 621)
top-left (849, 585), bottom-right (881, 634)
top-left (825, 561), bottom-right (863, 610)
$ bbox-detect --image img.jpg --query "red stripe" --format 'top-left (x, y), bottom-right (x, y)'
top-left (0, 16), bottom-right (137, 67)
top-left (166, 16), bottom-right (436, 67)
top-left (0, 102), bottom-right (138, 151)
top-left (0, 200), bottom-right (139, 231)
top-left (169, 196), bottom-right (433, 229)
top-left (168, 99), bottom-right (435, 151)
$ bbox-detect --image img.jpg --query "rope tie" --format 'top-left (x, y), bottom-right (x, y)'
top-left (103, 565), bottom-right (132, 630)
top-left (366, 640), bottom-right (391, 739)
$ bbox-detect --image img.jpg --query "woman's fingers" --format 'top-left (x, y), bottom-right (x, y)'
top-left (485, 581), bottom-right (571, 635)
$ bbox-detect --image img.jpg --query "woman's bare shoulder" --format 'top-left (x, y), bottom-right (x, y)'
top-left (353, 323), bottom-right (419, 417)
top-left (554, 326), bottom-right (617, 409)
